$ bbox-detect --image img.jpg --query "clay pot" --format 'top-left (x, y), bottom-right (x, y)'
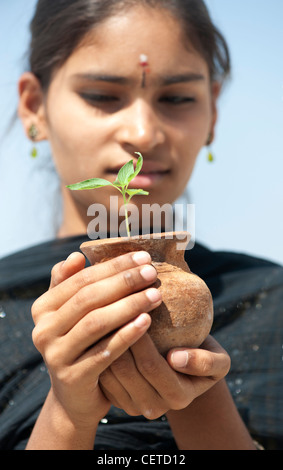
top-left (80, 232), bottom-right (213, 356)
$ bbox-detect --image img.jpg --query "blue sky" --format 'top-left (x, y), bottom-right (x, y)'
top-left (0, 1), bottom-right (282, 264)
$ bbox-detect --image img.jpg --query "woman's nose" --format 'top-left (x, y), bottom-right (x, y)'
top-left (116, 100), bottom-right (165, 152)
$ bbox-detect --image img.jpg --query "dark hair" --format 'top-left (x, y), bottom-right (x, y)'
top-left (29, 0), bottom-right (231, 91)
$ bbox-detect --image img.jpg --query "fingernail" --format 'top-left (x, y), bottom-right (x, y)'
top-left (134, 313), bottom-right (150, 329)
top-left (132, 251), bottom-right (151, 265)
top-left (146, 288), bottom-right (161, 304)
top-left (140, 265), bottom-right (157, 282)
top-left (64, 252), bottom-right (80, 265)
top-left (171, 351), bottom-right (189, 368)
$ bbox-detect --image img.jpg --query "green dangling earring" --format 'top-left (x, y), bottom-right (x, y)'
top-left (28, 124), bottom-right (39, 158)
top-left (206, 132), bottom-right (214, 163)
top-left (30, 147), bottom-right (38, 159)
top-left (207, 150), bottom-right (214, 163)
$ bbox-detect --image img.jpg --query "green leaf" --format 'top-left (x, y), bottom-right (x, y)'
top-left (112, 178), bottom-right (122, 187)
top-left (126, 188), bottom-right (149, 202)
top-left (66, 178), bottom-right (114, 191)
top-left (117, 160), bottom-right (135, 186)
top-left (126, 153), bottom-right (143, 183)
top-left (126, 189), bottom-right (149, 196)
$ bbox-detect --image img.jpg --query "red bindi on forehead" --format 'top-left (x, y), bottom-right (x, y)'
top-left (139, 54), bottom-right (150, 88)
top-left (139, 54), bottom-right (149, 67)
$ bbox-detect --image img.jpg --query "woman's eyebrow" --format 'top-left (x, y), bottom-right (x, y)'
top-left (71, 73), bottom-right (132, 85)
top-left (160, 73), bottom-right (206, 85)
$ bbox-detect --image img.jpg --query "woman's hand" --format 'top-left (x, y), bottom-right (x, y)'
top-left (31, 250), bottom-right (162, 428)
top-left (42, 251), bottom-right (230, 424)
top-left (99, 333), bottom-right (231, 419)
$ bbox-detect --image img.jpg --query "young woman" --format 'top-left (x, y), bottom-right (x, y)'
top-left (0, 0), bottom-right (282, 450)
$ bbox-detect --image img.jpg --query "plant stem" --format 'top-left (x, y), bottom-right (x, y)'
top-left (122, 191), bottom-right (131, 238)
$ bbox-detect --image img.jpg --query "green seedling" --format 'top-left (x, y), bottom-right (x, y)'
top-left (66, 152), bottom-right (149, 237)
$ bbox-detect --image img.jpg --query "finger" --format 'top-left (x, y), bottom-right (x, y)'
top-left (49, 252), bottom-right (86, 289)
top-left (57, 287), bottom-right (161, 360)
top-left (52, 251), bottom-right (153, 309)
top-left (129, 334), bottom-right (191, 411)
top-left (73, 313), bottom-right (152, 378)
top-left (103, 348), bottom-right (164, 419)
top-left (48, 264), bottom-right (159, 335)
top-left (167, 336), bottom-right (231, 380)
top-left (99, 361), bottom-right (141, 415)
top-left (35, 251), bottom-right (152, 315)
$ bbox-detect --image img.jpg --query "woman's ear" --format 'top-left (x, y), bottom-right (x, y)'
top-left (18, 72), bottom-right (48, 141)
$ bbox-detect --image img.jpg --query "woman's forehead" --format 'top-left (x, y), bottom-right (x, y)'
top-left (64, 12), bottom-right (208, 78)
top-left (73, 6), bottom-right (199, 64)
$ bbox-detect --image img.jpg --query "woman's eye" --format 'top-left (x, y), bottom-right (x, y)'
top-left (159, 96), bottom-right (195, 105)
top-left (79, 93), bottom-right (119, 104)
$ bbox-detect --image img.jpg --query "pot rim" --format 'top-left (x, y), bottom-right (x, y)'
top-left (81, 231), bottom-right (191, 248)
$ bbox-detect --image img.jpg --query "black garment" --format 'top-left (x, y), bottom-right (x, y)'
top-left (0, 236), bottom-right (282, 450)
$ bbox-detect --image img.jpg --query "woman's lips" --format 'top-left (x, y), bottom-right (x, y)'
top-left (128, 171), bottom-right (169, 188)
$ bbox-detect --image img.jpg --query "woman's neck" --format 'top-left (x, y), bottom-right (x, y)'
top-left (57, 185), bottom-right (88, 239)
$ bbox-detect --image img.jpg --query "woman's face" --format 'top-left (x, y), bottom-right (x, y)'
top-left (20, 6), bottom-right (219, 234)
